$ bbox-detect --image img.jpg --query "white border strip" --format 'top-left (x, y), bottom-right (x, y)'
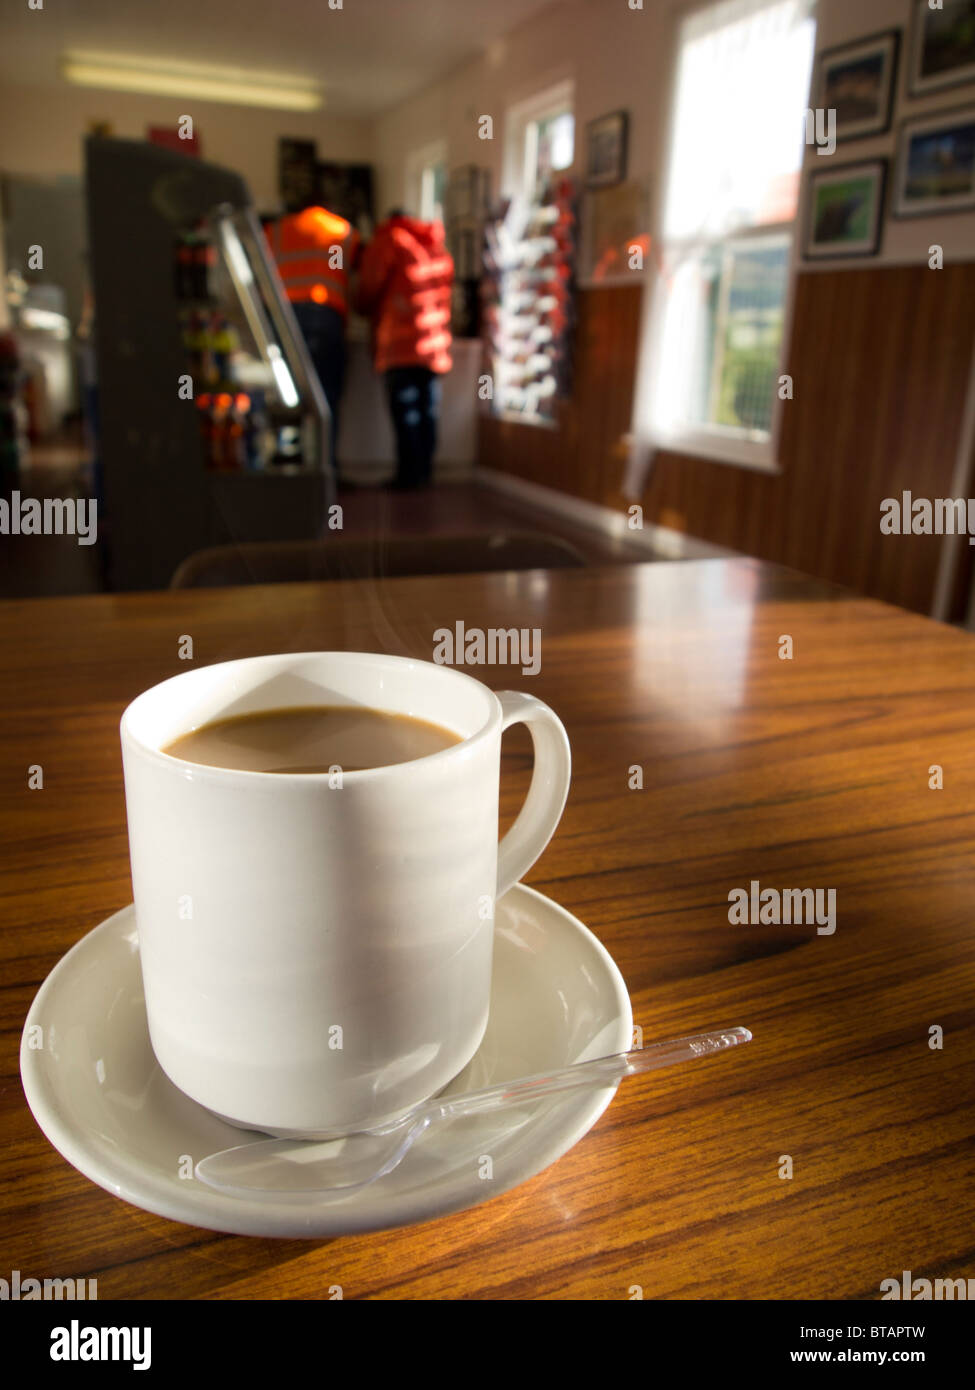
top-left (473, 466), bottom-right (736, 561)
top-left (934, 331), bottom-right (975, 624)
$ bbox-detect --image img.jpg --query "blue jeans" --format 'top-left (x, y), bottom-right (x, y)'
top-left (385, 367), bottom-right (440, 487)
top-left (291, 301), bottom-right (346, 474)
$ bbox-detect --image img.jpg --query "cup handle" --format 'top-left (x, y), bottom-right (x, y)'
top-left (496, 691), bottom-right (572, 900)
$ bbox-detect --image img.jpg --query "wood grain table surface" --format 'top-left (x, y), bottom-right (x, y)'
top-left (2, 557), bottom-right (974, 1300)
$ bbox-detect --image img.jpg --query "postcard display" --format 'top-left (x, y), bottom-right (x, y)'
top-left (481, 176), bottom-right (577, 423)
top-left (444, 165), bottom-right (491, 339)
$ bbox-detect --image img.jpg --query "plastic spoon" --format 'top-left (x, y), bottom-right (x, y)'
top-left (195, 1025), bottom-right (751, 1200)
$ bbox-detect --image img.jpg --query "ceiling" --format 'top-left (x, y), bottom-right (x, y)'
top-left (0, 0), bottom-right (557, 118)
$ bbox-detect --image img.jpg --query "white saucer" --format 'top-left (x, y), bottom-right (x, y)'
top-left (21, 884), bottom-right (632, 1238)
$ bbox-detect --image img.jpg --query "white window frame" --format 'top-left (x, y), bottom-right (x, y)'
top-left (502, 78), bottom-right (575, 205)
top-left (647, 226), bottom-right (799, 472)
top-left (404, 138), bottom-right (447, 221)
top-left (420, 162), bottom-right (445, 222)
top-left (641, 0), bottom-right (815, 475)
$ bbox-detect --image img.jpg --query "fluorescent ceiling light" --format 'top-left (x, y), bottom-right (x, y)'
top-left (60, 51), bottom-right (323, 112)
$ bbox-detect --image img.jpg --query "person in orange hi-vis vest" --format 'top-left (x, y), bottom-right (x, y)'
top-left (354, 210), bottom-right (453, 490)
top-left (266, 205), bottom-right (360, 479)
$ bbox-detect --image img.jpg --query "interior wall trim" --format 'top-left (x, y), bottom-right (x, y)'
top-left (473, 465), bottom-right (735, 561)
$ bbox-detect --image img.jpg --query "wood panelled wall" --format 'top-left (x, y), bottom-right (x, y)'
top-left (479, 265), bottom-right (975, 617)
top-left (480, 285), bottom-right (643, 505)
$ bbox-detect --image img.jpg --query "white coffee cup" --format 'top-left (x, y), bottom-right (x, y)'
top-left (119, 652), bottom-right (571, 1137)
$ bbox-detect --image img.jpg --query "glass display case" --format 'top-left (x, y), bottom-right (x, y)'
top-left (86, 136), bottom-right (333, 590)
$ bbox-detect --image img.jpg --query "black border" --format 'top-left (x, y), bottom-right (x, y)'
top-left (803, 158), bottom-right (888, 261)
top-left (815, 28), bottom-right (901, 143)
top-left (585, 109), bottom-right (628, 188)
top-left (892, 103), bottom-right (975, 218)
top-left (908, 0), bottom-right (975, 99)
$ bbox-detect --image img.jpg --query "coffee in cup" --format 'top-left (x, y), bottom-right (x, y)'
top-left (120, 651), bottom-right (571, 1138)
top-left (163, 705), bottom-right (462, 774)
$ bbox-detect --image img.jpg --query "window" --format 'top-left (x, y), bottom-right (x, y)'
top-left (524, 109), bottom-right (574, 198)
top-left (635, 0), bottom-right (816, 471)
top-left (503, 79), bottom-right (575, 204)
top-left (419, 161), bottom-right (446, 223)
top-left (404, 140), bottom-right (446, 222)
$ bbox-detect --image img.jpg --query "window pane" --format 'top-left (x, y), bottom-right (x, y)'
top-left (639, 0), bottom-right (815, 455)
top-left (713, 240), bottom-right (789, 432)
top-left (548, 112), bottom-right (575, 172)
top-left (432, 163), bottom-right (446, 221)
top-left (662, 0), bottom-right (816, 242)
top-left (532, 110), bottom-right (574, 192)
top-left (651, 235), bottom-right (789, 438)
top-left (420, 162), bottom-right (446, 221)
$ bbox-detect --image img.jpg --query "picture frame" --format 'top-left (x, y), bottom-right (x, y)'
top-left (316, 161), bottom-right (375, 238)
top-left (804, 159), bottom-right (887, 260)
top-left (578, 180), bottom-right (651, 285)
top-left (814, 30), bottom-right (900, 142)
top-left (278, 137), bottom-right (317, 213)
top-left (586, 110), bottom-right (628, 187)
top-left (893, 106), bottom-right (975, 217)
top-left (908, 0), bottom-right (975, 98)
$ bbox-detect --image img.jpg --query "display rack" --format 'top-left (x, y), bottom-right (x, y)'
top-left (444, 165), bottom-right (491, 339)
top-left (481, 175), bottom-right (577, 424)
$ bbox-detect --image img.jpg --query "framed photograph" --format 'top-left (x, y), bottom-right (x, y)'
top-left (909, 0), bottom-right (975, 97)
top-left (578, 180), bottom-right (650, 285)
top-left (445, 165), bottom-right (490, 221)
top-left (893, 106), bottom-right (975, 216)
top-left (278, 137), bottom-right (317, 213)
top-left (316, 161), bottom-right (375, 238)
top-left (586, 110), bottom-right (628, 187)
top-left (814, 30), bottom-right (899, 141)
top-left (804, 159), bottom-right (887, 259)
top-left (448, 223), bottom-right (479, 279)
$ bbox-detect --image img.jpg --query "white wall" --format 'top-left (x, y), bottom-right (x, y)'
top-left (0, 81), bottom-right (373, 211)
top-left (371, 0), bottom-right (671, 222)
top-left (7, 1), bottom-right (964, 262)
top-left (373, 0), bottom-right (975, 269)
top-left (801, 0), bottom-right (975, 269)
top-left (3, 1), bottom-right (969, 339)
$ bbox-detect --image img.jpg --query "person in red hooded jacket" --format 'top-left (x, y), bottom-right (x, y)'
top-left (354, 210), bottom-right (453, 489)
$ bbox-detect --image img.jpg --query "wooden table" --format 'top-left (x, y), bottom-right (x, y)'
top-left (2, 558), bottom-right (974, 1300)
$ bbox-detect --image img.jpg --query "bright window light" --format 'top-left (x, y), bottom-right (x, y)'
top-left (632, 0), bottom-right (816, 469)
top-left (420, 163), bottom-right (446, 222)
top-left (663, 1), bottom-right (816, 242)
